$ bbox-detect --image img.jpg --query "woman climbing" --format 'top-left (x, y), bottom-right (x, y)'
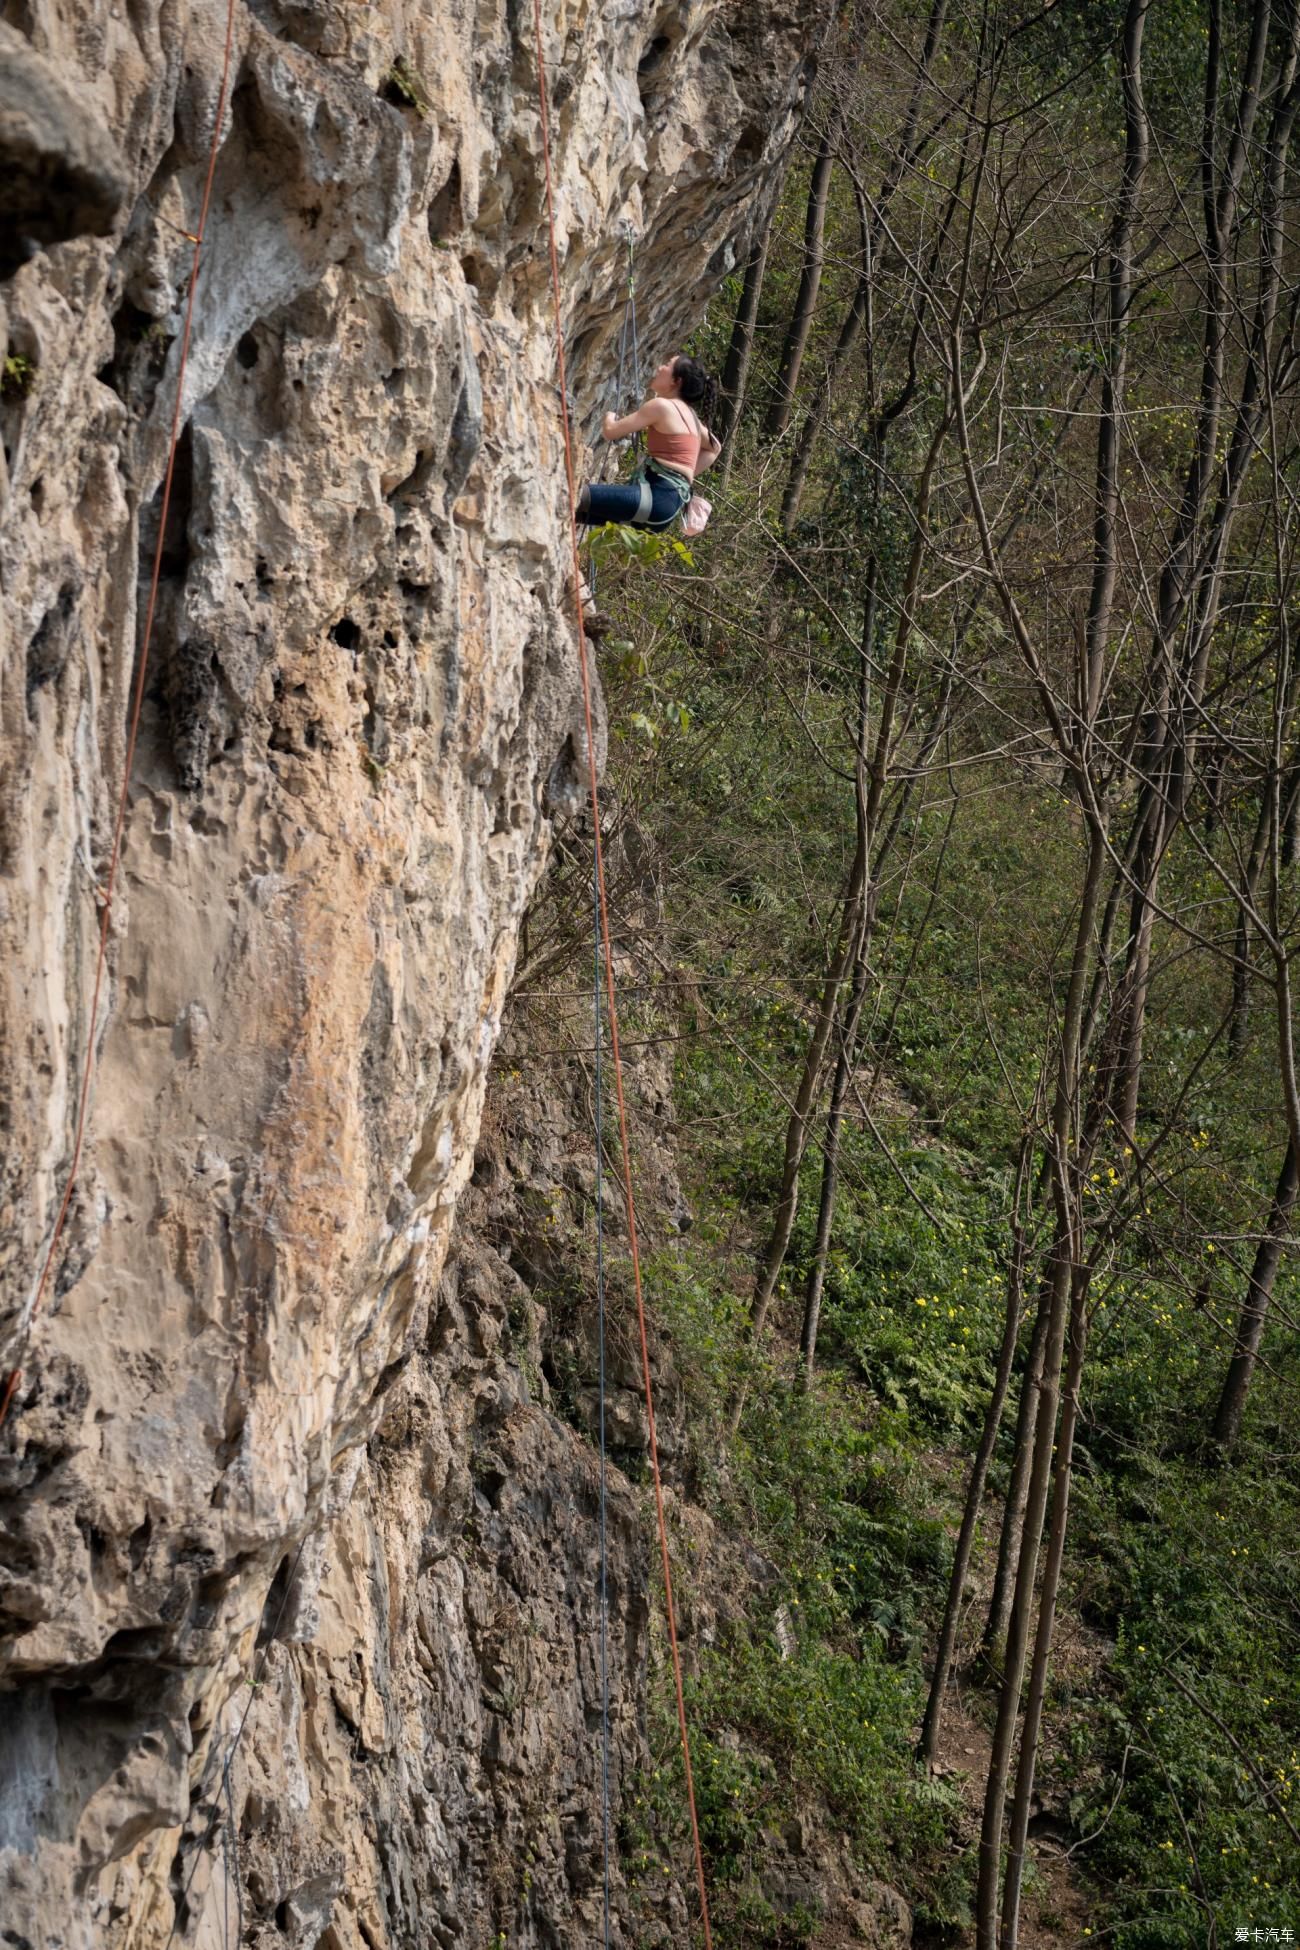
top-left (578, 354), bottom-right (723, 532)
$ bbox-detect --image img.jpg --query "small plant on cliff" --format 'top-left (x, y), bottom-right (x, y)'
top-left (384, 57), bottom-right (433, 118)
top-left (2, 351), bottom-right (36, 400)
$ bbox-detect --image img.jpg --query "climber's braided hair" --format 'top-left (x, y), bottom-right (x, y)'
top-left (672, 355), bottom-right (722, 434)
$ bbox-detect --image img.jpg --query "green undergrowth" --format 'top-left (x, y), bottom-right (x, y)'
top-left (620, 1303), bottom-right (971, 1942)
top-left (616, 962), bottom-right (1300, 1944)
top-left (575, 626), bottom-right (1300, 1942)
top-left (1062, 1462), bottom-right (1300, 1947)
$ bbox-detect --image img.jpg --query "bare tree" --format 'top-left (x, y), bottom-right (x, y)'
top-left (919, 1137), bottom-right (1035, 1765)
top-left (1211, 1137), bottom-right (1300, 1452)
top-left (717, 221), bottom-right (774, 458)
top-left (766, 120), bottom-right (839, 439)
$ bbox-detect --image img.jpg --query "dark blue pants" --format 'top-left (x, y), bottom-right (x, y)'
top-left (578, 464), bottom-right (690, 531)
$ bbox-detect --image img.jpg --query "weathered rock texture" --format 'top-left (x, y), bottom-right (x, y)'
top-left (0, 0), bottom-right (824, 1942)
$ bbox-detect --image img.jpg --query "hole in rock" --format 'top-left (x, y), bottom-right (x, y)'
top-left (734, 121), bottom-right (765, 165)
top-left (329, 616), bottom-right (361, 649)
top-left (99, 298), bottom-right (170, 404)
top-left (2, 0), bottom-right (37, 35)
top-left (26, 582), bottom-right (76, 710)
top-left (380, 72), bottom-right (412, 112)
top-left (428, 158), bottom-right (462, 241)
top-left (149, 424), bottom-right (195, 585)
top-left (128, 1514), bottom-right (153, 1569)
top-left (637, 33), bottom-right (674, 89)
top-left (100, 1625), bottom-right (165, 1661)
top-left (236, 331), bottom-right (259, 369)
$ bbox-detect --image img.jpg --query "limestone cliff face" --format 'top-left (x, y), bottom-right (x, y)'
top-left (0, 2), bottom-right (821, 1942)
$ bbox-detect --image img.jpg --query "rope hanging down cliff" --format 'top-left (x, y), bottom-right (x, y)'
top-left (0, 0), bottom-right (240, 1434)
top-left (527, 2), bottom-right (715, 1942)
top-left (593, 852), bottom-right (612, 1950)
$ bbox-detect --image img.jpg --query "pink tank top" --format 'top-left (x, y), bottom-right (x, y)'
top-left (646, 399), bottom-right (701, 474)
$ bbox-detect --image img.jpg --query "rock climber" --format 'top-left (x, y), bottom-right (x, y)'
top-left (578, 354), bottom-right (722, 532)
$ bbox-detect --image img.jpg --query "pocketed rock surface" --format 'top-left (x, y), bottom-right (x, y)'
top-left (0, 0), bottom-right (825, 1942)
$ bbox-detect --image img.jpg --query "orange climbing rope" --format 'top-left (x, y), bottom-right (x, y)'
top-left (527, 4), bottom-right (714, 1943)
top-left (0, 0), bottom-right (239, 1433)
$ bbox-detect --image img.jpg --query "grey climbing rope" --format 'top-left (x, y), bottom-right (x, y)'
top-left (593, 834), bottom-right (612, 1950)
top-left (624, 225), bottom-right (641, 417)
top-left (221, 1755), bottom-right (244, 1948)
top-left (163, 1536), bottom-right (309, 1948)
top-left (589, 226), bottom-right (642, 612)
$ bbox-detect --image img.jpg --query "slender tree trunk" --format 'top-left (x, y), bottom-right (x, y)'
top-left (800, 563), bottom-right (877, 1378)
top-left (1230, 794), bottom-right (1271, 1056)
top-left (780, 250), bottom-right (870, 530)
top-left (1078, 841), bottom-right (1137, 1118)
top-left (767, 125), bottom-right (836, 439)
top-left (1114, 870), bottom-right (1156, 1143)
top-left (793, 405), bottom-right (954, 1370)
top-left (781, 0), bottom-right (949, 529)
top-left (1229, 906), bottom-right (1253, 1058)
top-left (974, 1240), bottom-right (1073, 1950)
top-left (717, 222), bottom-right (773, 461)
top-left (1211, 1136), bottom-right (1300, 1451)
top-left (726, 875), bottom-right (862, 1439)
top-left (747, 843), bottom-right (866, 1342)
top-left (1281, 763), bottom-right (1300, 868)
top-left (1109, 0), bottom-right (1294, 1136)
top-left (798, 948), bottom-right (870, 1379)
top-left (1082, 0), bottom-right (1150, 715)
top-left (1000, 1264), bottom-right (1092, 1949)
top-left (738, 447), bottom-right (937, 1426)
top-left (1080, 0), bottom-right (1150, 1140)
top-left (975, 817), bottom-right (1106, 1950)
top-left (753, 442), bottom-right (941, 1342)
top-left (919, 1208), bottom-right (1030, 1766)
top-left (981, 1284), bottom-right (1048, 1664)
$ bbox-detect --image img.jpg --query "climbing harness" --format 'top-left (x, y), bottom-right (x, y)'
top-left (0, 0), bottom-right (239, 1433)
top-left (529, 3), bottom-right (714, 1942)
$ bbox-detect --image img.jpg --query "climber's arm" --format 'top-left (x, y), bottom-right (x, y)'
top-left (602, 399), bottom-right (662, 441)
